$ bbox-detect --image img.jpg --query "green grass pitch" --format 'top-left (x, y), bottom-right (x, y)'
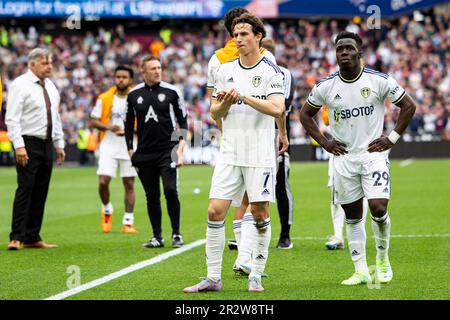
top-left (0, 159), bottom-right (448, 300)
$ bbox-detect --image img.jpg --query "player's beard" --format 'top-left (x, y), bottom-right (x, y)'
top-left (116, 83), bottom-right (128, 92)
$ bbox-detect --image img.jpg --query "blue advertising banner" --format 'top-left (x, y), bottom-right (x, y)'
top-left (278, 0), bottom-right (449, 18)
top-left (0, 0), bottom-right (446, 18)
top-left (0, 0), bottom-right (261, 18)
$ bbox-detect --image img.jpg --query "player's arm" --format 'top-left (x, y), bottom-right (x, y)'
top-left (206, 56), bottom-right (223, 131)
top-left (368, 94), bottom-right (416, 152)
top-left (207, 87), bottom-right (222, 131)
top-left (90, 98), bottom-right (122, 134)
top-left (242, 94), bottom-right (284, 118)
top-left (276, 115), bottom-right (288, 154)
top-left (210, 88), bottom-right (239, 120)
top-left (300, 101), bottom-right (347, 155)
top-left (172, 88), bottom-right (188, 167)
top-left (124, 96), bottom-right (136, 157)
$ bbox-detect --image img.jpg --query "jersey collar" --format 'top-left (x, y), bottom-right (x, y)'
top-left (145, 82), bottom-right (161, 90)
top-left (338, 67), bottom-right (363, 83)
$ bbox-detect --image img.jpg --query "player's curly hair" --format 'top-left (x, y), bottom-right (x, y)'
top-left (115, 65), bottom-right (134, 78)
top-left (224, 7), bottom-right (248, 37)
top-left (335, 31), bottom-right (363, 49)
top-left (231, 13), bottom-right (266, 43)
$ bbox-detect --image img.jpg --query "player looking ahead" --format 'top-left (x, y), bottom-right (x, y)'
top-left (300, 31), bottom-right (416, 285)
top-left (184, 13), bottom-right (286, 293)
top-left (206, 8), bottom-right (279, 276)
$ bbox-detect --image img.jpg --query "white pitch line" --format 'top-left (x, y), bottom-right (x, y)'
top-left (399, 158), bottom-right (415, 167)
top-left (292, 234), bottom-right (450, 240)
top-left (45, 239), bottom-right (206, 300)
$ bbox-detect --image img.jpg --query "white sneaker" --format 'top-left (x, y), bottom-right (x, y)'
top-left (376, 258), bottom-right (393, 283)
top-left (248, 276), bottom-right (264, 292)
top-left (341, 272), bottom-right (372, 286)
top-left (233, 260), bottom-right (251, 275)
top-left (183, 277), bottom-right (223, 293)
top-left (325, 236), bottom-right (344, 250)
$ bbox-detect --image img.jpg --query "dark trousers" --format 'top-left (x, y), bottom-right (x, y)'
top-left (136, 151), bottom-right (181, 239)
top-left (10, 136), bottom-right (53, 243)
top-left (276, 153), bottom-right (294, 237)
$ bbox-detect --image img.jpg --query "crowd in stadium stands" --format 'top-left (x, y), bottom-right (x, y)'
top-left (0, 9), bottom-right (449, 153)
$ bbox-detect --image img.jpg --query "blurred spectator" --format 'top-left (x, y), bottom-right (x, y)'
top-left (0, 8), bottom-right (448, 149)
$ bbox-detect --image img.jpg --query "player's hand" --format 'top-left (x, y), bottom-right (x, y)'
top-left (323, 139), bottom-right (347, 156)
top-left (220, 88), bottom-right (240, 107)
top-left (56, 148), bottom-right (65, 165)
top-left (128, 149), bottom-right (134, 159)
top-left (176, 150), bottom-right (184, 167)
top-left (114, 129), bottom-right (125, 136)
top-left (368, 134), bottom-right (394, 153)
top-left (278, 133), bottom-right (289, 155)
top-left (15, 147), bottom-right (29, 167)
top-left (109, 125), bottom-right (122, 133)
top-left (176, 141), bottom-right (185, 167)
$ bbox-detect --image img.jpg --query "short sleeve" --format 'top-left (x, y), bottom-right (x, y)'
top-left (263, 50), bottom-right (277, 64)
top-left (382, 76), bottom-right (406, 104)
top-left (266, 72), bottom-right (285, 97)
top-left (212, 66), bottom-right (225, 99)
top-left (207, 55), bottom-right (220, 89)
top-left (90, 98), bottom-right (102, 119)
top-left (306, 84), bottom-right (326, 108)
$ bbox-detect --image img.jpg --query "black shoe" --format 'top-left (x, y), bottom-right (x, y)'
top-left (276, 236), bottom-right (293, 249)
top-left (228, 239), bottom-right (238, 250)
top-left (142, 237), bottom-right (164, 248)
top-left (172, 234), bottom-right (184, 248)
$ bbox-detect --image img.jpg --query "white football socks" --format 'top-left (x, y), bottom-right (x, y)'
top-left (346, 218), bottom-right (369, 275)
top-left (102, 202), bottom-right (113, 215)
top-left (233, 219), bottom-right (242, 248)
top-left (331, 203), bottom-right (345, 240)
top-left (206, 220), bottom-right (225, 282)
top-left (371, 212), bottom-right (391, 261)
top-left (250, 217), bottom-right (271, 279)
top-left (122, 212), bottom-right (134, 225)
top-left (333, 198), bottom-right (369, 240)
top-left (237, 212), bottom-right (254, 267)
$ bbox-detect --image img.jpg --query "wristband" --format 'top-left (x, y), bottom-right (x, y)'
top-left (387, 130), bottom-right (401, 144)
top-left (239, 93), bottom-right (246, 101)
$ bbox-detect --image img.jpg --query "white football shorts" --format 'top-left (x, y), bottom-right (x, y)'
top-left (209, 162), bottom-right (276, 207)
top-left (97, 154), bottom-right (137, 178)
top-left (332, 151), bottom-right (391, 205)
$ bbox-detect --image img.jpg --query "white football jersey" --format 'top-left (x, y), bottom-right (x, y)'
top-left (307, 67), bottom-right (406, 154)
top-left (207, 49), bottom-right (276, 89)
top-left (91, 95), bottom-right (130, 160)
top-left (213, 57), bottom-right (285, 167)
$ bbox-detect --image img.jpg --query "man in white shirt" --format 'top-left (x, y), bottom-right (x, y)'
top-left (183, 13), bottom-right (286, 293)
top-left (90, 65), bottom-right (138, 234)
top-left (300, 32), bottom-right (416, 285)
top-left (5, 48), bottom-right (65, 250)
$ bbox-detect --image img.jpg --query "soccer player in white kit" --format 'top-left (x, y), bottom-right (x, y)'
top-left (300, 32), bottom-right (416, 285)
top-left (183, 13), bottom-right (286, 293)
top-left (322, 107), bottom-right (369, 250)
top-left (206, 7), bottom-right (281, 275)
top-left (90, 65), bottom-right (138, 234)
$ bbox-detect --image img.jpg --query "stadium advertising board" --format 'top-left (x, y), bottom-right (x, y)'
top-left (0, 0), bottom-right (277, 18)
top-left (278, 0), bottom-right (449, 17)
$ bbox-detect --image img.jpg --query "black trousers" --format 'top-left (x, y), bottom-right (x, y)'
top-left (276, 153), bottom-right (294, 237)
top-left (10, 136), bottom-right (53, 243)
top-left (136, 150), bottom-right (181, 239)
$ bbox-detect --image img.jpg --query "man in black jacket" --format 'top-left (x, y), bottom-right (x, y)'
top-left (125, 56), bottom-right (187, 248)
